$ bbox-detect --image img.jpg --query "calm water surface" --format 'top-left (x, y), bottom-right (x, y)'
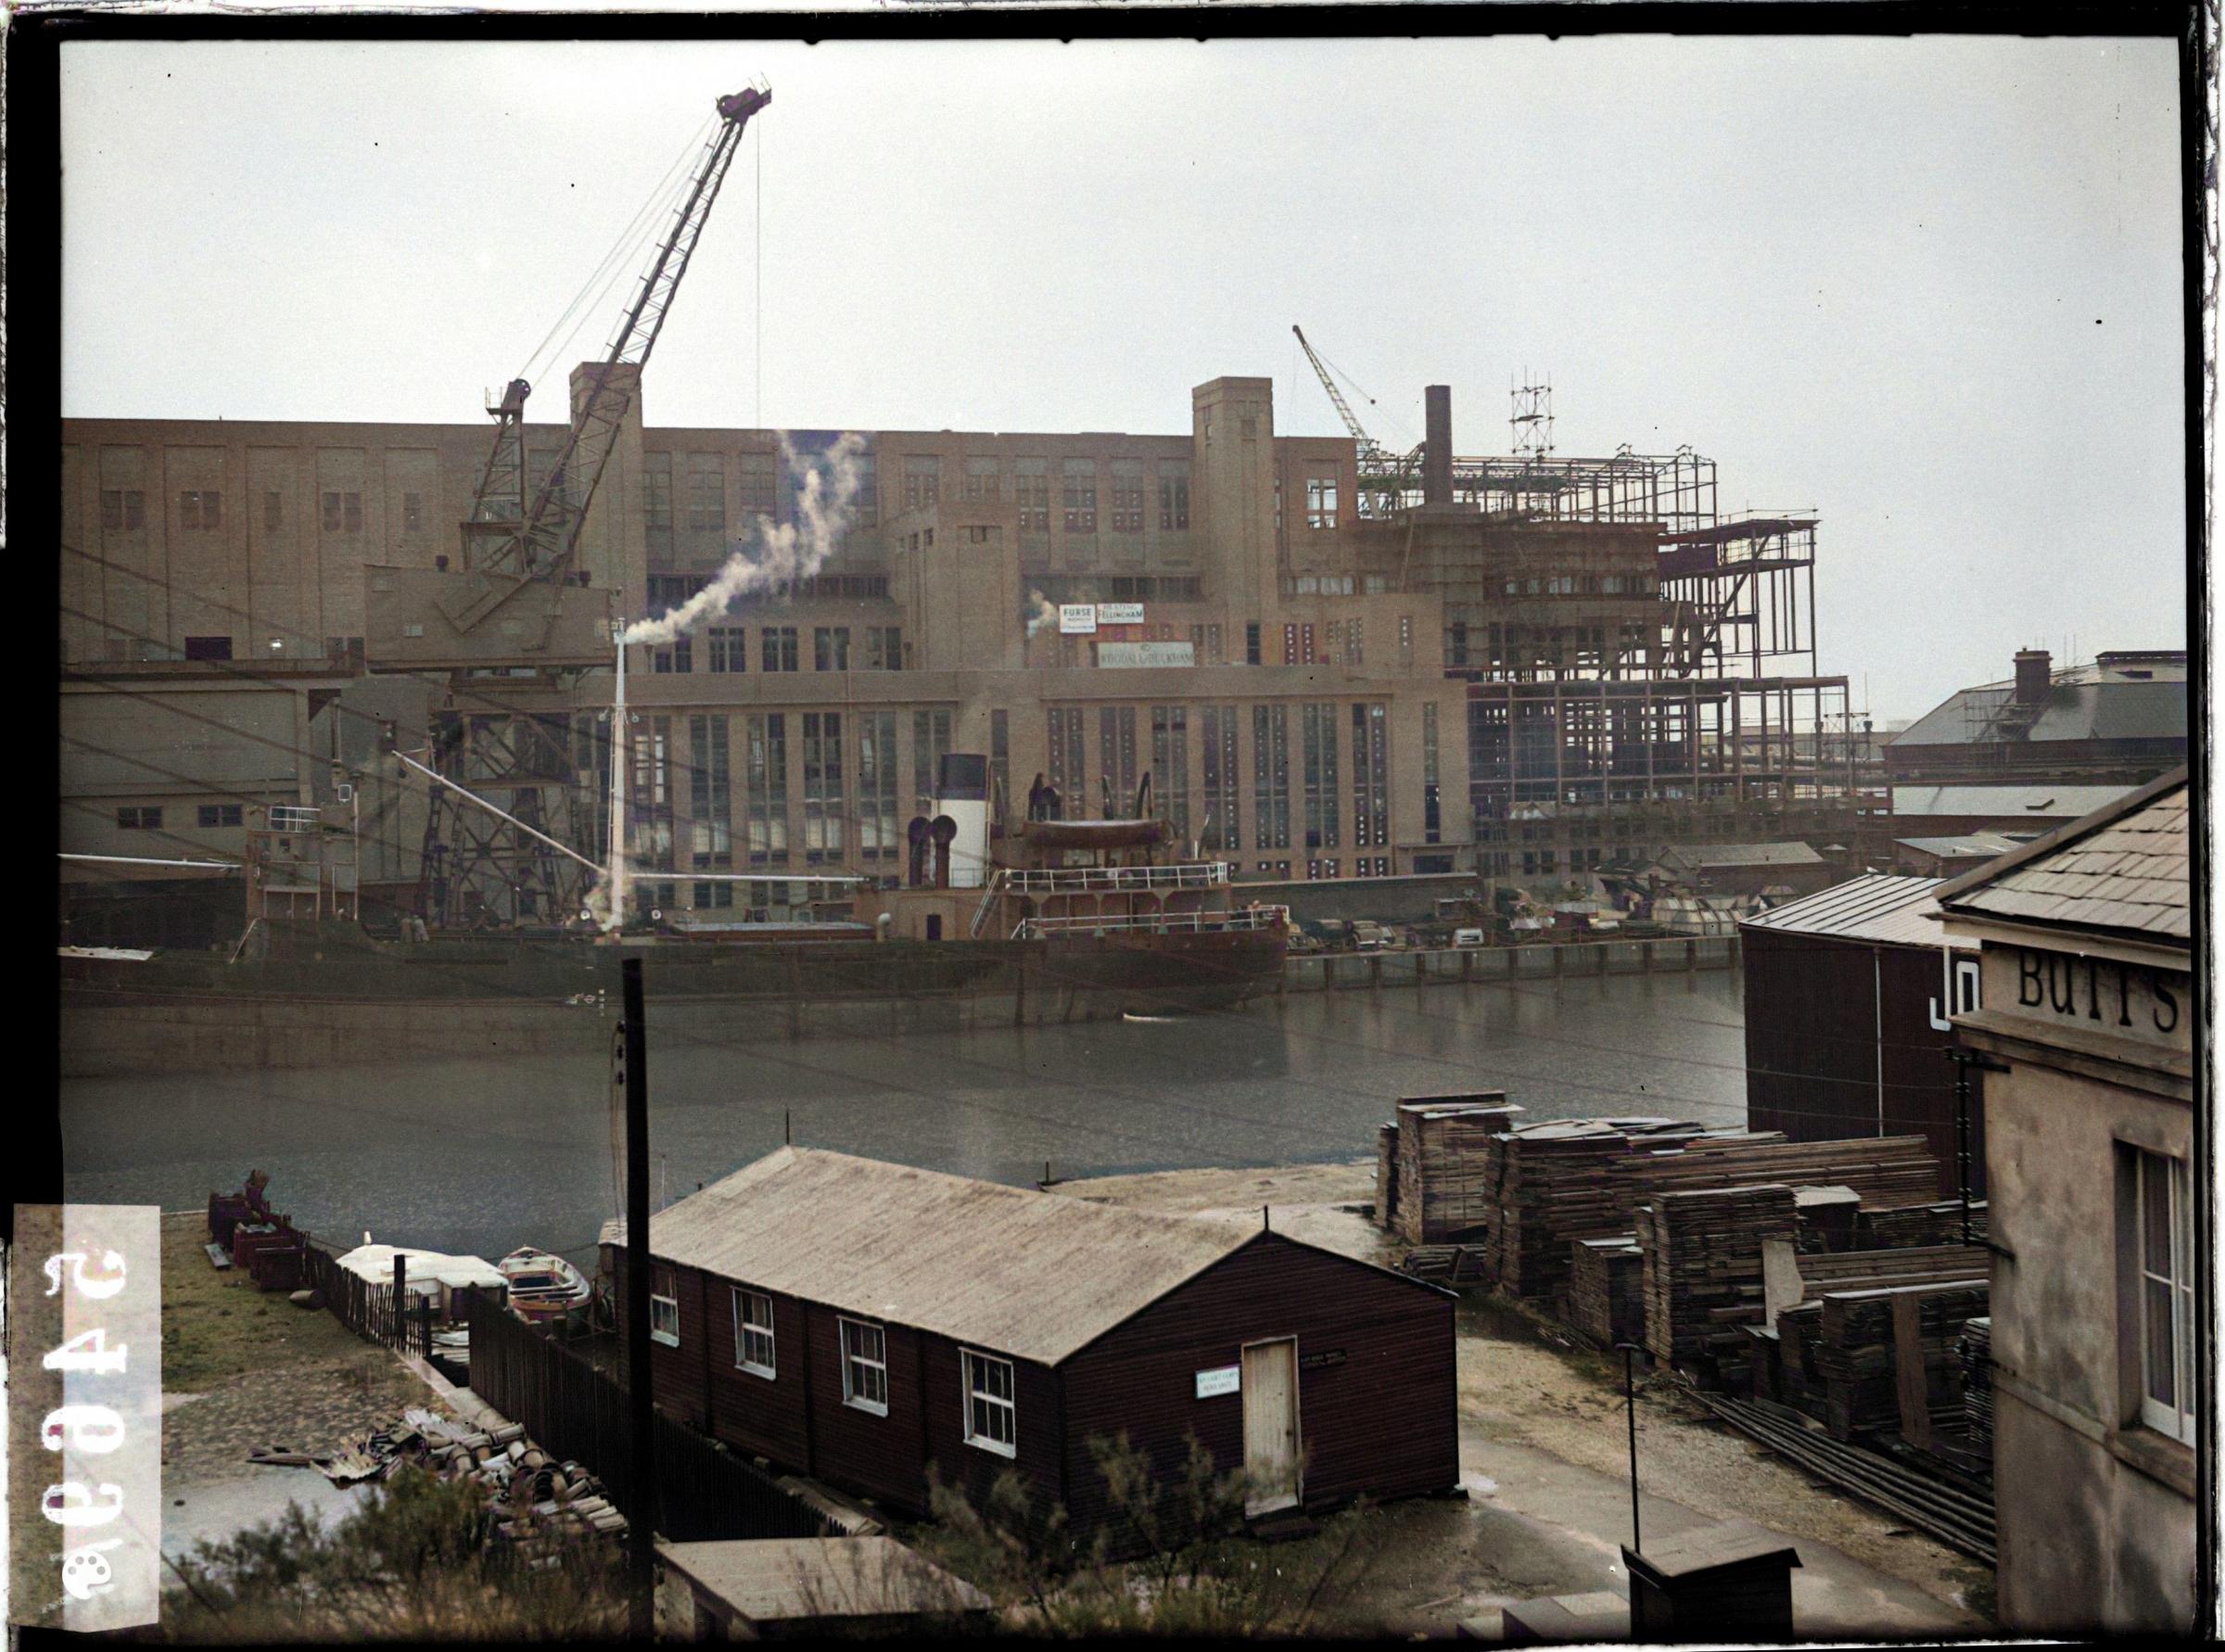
top-left (62, 970), bottom-right (1746, 1268)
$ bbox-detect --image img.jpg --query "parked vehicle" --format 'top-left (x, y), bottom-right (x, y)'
top-left (1453, 927), bottom-right (1486, 948)
top-left (1351, 921), bottom-right (1389, 952)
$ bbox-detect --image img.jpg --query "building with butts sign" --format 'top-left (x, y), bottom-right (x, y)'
top-left (601, 1148), bottom-right (1460, 1545)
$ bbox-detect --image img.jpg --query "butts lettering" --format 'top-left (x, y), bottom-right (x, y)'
top-left (40, 1248), bottom-right (134, 1603)
top-left (2015, 947), bottom-right (2180, 1035)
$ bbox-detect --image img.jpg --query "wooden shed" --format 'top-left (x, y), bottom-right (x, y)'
top-left (603, 1148), bottom-right (1459, 1545)
top-left (1740, 874), bottom-right (1988, 1198)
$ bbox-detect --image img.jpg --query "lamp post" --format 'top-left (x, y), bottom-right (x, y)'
top-left (1615, 1341), bottom-right (1643, 1553)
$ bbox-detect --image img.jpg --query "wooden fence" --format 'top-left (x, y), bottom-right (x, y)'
top-left (301, 1237), bottom-right (437, 1361)
top-left (463, 1290), bottom-right (834, 1543)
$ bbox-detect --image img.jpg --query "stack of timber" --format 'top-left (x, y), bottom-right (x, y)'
top-left (1811, 1279), bottom-right (1990, 1441)
top-left (1375, 1125), bottom-right (1400, 1237)
top-left (1853, 1201), bottom-right (1990, 1250)
top-left (1637, 1184), bottom-right (1799, 1377)
top-left (1400, 1244), bottom-right (1490, 1287)
top-left (1610, 1136), bottom-right (1940, 1220)
top-left (1960, 1317), bottom-right (1993, 1453)
top-left (1478, 1117), bottom-right (1718, 1300)
top-left (1570, 1235), bottom-right (1645, 1346)
top-left (1793, 1186), bottom-right (1863, 1252)
top-left (1760, 1245), bottom-right (1989, 1424)
top-left (1386, 1095), bottom-right (1523, 1244)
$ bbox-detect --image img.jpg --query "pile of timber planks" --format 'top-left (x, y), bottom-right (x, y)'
top-left (1610, 1136), bottom-right (1940, 1221)
top-left (1478, 1117), bottom-right (1721, 1300)
top-left (1387, 1096), bottom-right (1523, 1244)
top-left (1812, 1279), bottom-right (1990, 1441)
top-left (1570, 1235), bottom-right (1645, 1346)
top-left (1376, 1125), bottom-right (1400, 1236)
top-left (1637, 1183), bottom-right (1799, 1376)
top-left (1960, 1317), bottom-right (1993, 1454)
top-left (1400, 1244), bottom-right (1490, 1287)
top-left (1761, 1246), bottom-right (1988, 1425)
top-left (1854, 1201), bottom-right (1990, 1250)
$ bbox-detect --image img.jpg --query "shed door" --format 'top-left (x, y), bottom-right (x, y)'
top-left (1241, 1338), bottom-right (1301, 1517)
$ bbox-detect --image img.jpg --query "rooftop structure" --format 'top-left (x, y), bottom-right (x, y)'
top-left (1887, 649), bottom-right (2187, 786)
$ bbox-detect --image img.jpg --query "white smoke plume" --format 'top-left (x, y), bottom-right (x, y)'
top-left (1024, 589), bottom-right (1059, 639)
top-left (621, 431), bottom-right (869, 646)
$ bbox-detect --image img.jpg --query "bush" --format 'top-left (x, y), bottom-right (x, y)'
top-left (161, 1468), bottom-right (628, 1641)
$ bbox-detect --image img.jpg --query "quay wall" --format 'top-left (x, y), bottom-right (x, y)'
top-left (1278, 934), bottom-right (1739, 993)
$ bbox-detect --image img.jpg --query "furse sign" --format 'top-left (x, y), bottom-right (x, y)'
top-left (1058, 604), bottom-right (1097, 635)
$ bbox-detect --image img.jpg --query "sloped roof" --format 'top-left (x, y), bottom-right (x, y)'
top-left (1889, 782), bottom-right (2138, 820)
top-left (1663, 842), bottom-right (1824, 869)
top-left (1890, 680), bottom-right (2186, 748)
top-left (1740, 873), bottom-right (1969, 950)
top-left (1894, 833), bottom-right (2025, 860)
top-left (1936, 768), bottom-right (2189, 944)
top-left (604, 1148), bottom-right (1330, 1365)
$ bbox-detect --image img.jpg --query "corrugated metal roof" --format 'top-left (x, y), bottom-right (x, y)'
top-left (1888, 783), bottom-right (2137, 820)
top-left (1894, 833), bottom-right (2025, 859)
top-left (604, 1148), bottom-right (1280, 1365)
top-left (1939, 770), bottom-right (2190, 943)
top-left (1739, 873), bottom-right (1970, 950)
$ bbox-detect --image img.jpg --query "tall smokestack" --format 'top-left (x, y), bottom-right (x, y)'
top-left (2013, 648), bottom-right (2053, 706)
top-left (1423, 385), bottom-right (1453, 506)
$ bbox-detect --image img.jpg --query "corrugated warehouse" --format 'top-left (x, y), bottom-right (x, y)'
top-left (1739, 875), bottom-right (1990, 1197)
top-left (602, 1148), bottom-right (1458, 1546)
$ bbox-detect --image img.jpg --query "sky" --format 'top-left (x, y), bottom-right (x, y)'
top-left (59, 34), bottom-right (2190, 723)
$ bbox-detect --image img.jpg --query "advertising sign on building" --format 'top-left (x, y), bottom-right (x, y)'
top-left (1194, 1366), bottom-right (1240, 1399)
top-left (1058, 604), bottom-right (1098, 635)
top-left (1098, 642), bottom-right (1197, 668)
top-left (1096, 602), bottom-right (1145, 626)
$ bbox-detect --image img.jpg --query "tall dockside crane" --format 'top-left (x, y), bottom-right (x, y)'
top-left (364, 85), bottom-right (772, 930)
top-left (1291, 324), bottom-right (1422, 515)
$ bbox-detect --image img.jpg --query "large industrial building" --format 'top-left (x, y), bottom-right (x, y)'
top-left (59, 361), bottom-right (1859, 936)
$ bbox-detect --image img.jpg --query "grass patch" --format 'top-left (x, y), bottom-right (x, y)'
top-left (160, 1213), bottom-right (364, 1391)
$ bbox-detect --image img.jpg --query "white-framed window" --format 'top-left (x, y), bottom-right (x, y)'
top-left (649, 1265), bottom-right (680, 1348)
top-left (733, 1289), bottom-right (776, 1379)
top-left (2133, 1148), bottom-right (2196, 1445)
top-left (840, 1317), bottom-right (888, 1415)
top-left (961, 1349), bottom-right (1017, 1456)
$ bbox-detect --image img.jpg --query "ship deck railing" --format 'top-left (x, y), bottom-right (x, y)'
top-left (1011, 907), bottom-right (1281, 940)
top-left (1001, 862), bottom-right (1231, 895)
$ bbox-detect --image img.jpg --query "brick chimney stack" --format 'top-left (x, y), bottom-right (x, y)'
top-left (1422, 386), bottom-right (1453, 506)
top-left (2013, 648), bottom-right (2053, 705)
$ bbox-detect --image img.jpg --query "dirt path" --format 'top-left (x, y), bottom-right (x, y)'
top-left (1053, 1161), bottom-right (1993, 1633)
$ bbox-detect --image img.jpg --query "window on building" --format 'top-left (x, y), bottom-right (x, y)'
top-left (963, 458), bottom-right (999, 502)
top-left (693, 882), bottom-right (734, 909)
top-left (1048, 707), bottom-right (1085, 812)
top-left (902, 455), bottom-right (942, 510)
top-left (1422, 701), bottom-right (1442, 845)
top-left (859, 710), bottom-right (898, 861)
top-left (854, 453), bottom-right (879, 527)
top-left (197, 804), bottom-right (244, 828)
top-left (1015, 461), bottom-right (1050, 532)
top-left (183, 636), bottom-right (234, 662)
top-left (1305, 477), bottom-right (1340, 529)
top-left (1158, 466), bottom-right (1191, 532)
top-left (1151, 705), bottom-right (1189, 840)
top-left (643, 454), bottom-right (674, 543)
top-left (990, 708), bottom-right (1010, 814)
top-left (733, 1289), bottom-right (775, 1378)
top-left (1110, 462), bottom-right (1146, 534)
top-left (685, 453), bottom-right (726, 535)
top-left (1449, 621), bottom-right (1469, 667)
top-left (689, 715), bottom-right (732, 869)
top-left (1061, 460), bottom-right (1097, 534)
top-left (801, 712), bottom-right (846, 863)
top-left (746, 714), bottom-right (789, 866)
top-left (1099, 706), bottom-right (1138, 809)
top-left (321, 490), bottom-right (362, 534)
top-left (1302, 704), bottom-right (1341, 849)
top-left (1245, 622), bottom-right (1263, 667)
top-left (402, 492), bottom-right (424, 534)
top-left (649, 1267), bottom-right (680, 1347)
top-left (1353, 702), bottom-right (1390, 849)
top-left (814, 627), bottom-right (850, 672)
top-left (914, 709), bottom-right (953, 813)
top-left (865, 626), bottom-right (902, 671)
top-left (179, 489), bottom-right (222, 531)
top-left (2130, 1146), bottom-right (2195, 1445)
top-left (1202, 705), bottom-right (1240, 853)
top-left (738, 453), bottom-right (778, 519)
top-left (762, 627), bottom-right (798, 672)
top-left (261, 491), bottom-right (283, 531)
top-left (1252, 705), bottom-right (1290, 848)
top-left (839, 1317), bottom-right (888, 1414)
top-left (653, 639), bottom-right (692, 674)
top-left (709, 627), bottom-right (744, 673)
top-left (962, 1349), bottom-right (1017, 1456)
top-left (116, 806), bottom-right (163, 831)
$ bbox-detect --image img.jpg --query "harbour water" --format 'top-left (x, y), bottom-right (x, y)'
top-left (61, 969), bottom-right (1745, 1268)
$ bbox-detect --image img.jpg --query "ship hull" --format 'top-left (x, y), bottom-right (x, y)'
top-left (58, 930), bottom-right (1284, 1076)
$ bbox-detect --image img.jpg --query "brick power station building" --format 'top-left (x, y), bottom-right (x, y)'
top-left (59, 364), bottom-right (1857, 937)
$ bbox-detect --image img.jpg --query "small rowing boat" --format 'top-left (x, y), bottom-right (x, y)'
top-left (499, 1248), bottom-right (592, 1322)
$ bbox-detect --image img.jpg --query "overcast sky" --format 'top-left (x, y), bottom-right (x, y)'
top-left (60, 34), bottom-right (2187, 722)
